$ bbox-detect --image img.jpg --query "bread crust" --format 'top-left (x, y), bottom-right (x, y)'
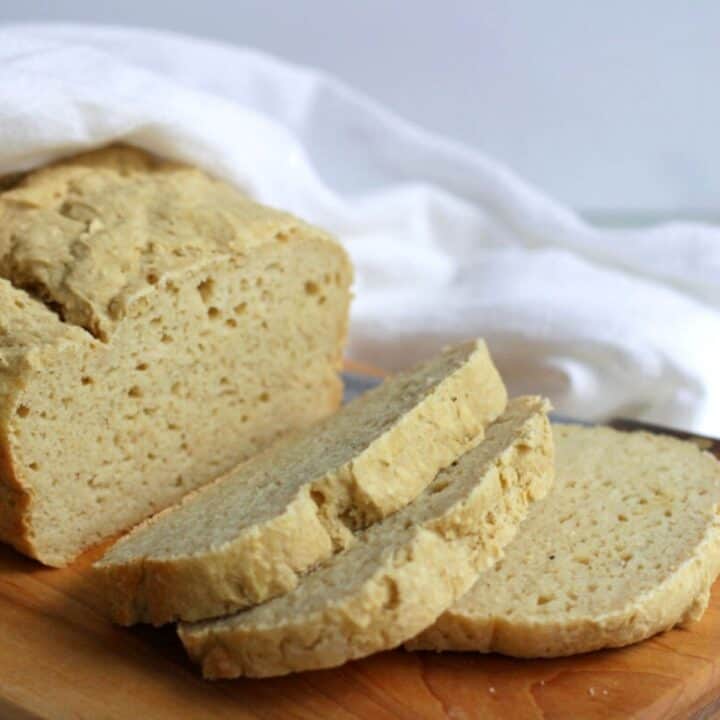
top-left (0, 412), bottom-right (34, 558)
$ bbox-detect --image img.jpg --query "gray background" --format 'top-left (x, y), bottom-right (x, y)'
top-left (3, 0), bottom-right (719, 221)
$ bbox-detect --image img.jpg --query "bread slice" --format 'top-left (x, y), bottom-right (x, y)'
top-left (94, 339), bottom-right (507, 625)
top-left (409, 424), bottom-right (720, 657)
top-left (178, 396), bottom-right (553, 678)
top-left (0, 145), bottom-right (352, 566)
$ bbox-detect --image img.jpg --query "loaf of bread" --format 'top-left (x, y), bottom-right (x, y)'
top-left (0, 146), bottom-right (352, 566)
top-left (95, 340), bottom-right (507, 625)
top-left (408, 424), bottom-right (720, 656)
top-left (178, 396), bottom-right (553, 678)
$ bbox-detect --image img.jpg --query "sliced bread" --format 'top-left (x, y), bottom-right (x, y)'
top-left (0, 145), bottom-right (352, 566)
top-left (178, 396), bottom-right (553, 678)
top-left (408, 424), bottom-right (720, 657)
top-left (95, 339), bottom-right (507, 625)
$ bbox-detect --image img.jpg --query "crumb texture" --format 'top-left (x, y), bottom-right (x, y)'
top-left (409, 424), bottom-right (720, 656)
top-left (178, 396), bottom-right (553, 679)
top-left (0, 145), bottom-right (352, 566)
top-left (95, 340), bottom-right (507, 625)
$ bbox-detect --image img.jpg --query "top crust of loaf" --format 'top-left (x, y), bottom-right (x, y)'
top-left (409, 424), bottom-right (720, 657)
top-left (0, 145), bottom-right (341, 342)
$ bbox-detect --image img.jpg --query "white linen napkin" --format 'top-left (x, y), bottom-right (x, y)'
top-left (1, 24), bottom-right (718, 433)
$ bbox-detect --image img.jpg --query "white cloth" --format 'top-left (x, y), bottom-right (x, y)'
top-left (1, 24), bottom-right (719, 433)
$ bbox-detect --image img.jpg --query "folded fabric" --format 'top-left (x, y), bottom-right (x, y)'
top-left (1, 23), bottom-right (718, 433)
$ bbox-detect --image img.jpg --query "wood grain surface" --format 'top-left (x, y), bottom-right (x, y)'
top-left (1, 370), bottom-right (719, 720)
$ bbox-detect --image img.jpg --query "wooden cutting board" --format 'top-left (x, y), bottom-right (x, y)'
top-left (1, 366), bottom-right (719, 720)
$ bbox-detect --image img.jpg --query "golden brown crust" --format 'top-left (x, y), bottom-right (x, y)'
top-left (0, 144), bottom-right (340, 342)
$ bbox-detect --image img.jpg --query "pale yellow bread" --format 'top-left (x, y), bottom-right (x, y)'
top-left (178, 396), bottom-right (553, 679)
top-left (409, 424), bottom-right (720, 657)
top-left (95, 339), bottom-right (507, 625)
top-left (0, 145), bottom-right (352, 566)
